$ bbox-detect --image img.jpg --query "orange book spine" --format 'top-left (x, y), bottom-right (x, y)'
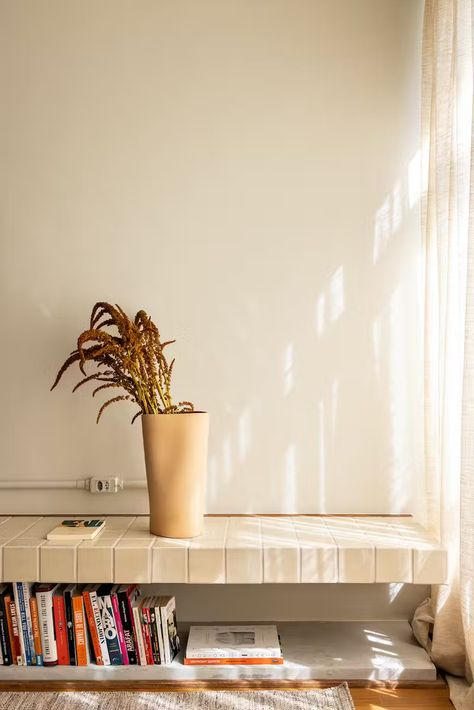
top-left (29, 596), bottom-right (43, 663)
top-left (82, 591), bottom-right (103, 665)
top-left (72, 595), bottom-right (88, 666)
top-left (4, 594), bottom-right (17, 665)
top-left (184, 657), bottom-right (284, 665)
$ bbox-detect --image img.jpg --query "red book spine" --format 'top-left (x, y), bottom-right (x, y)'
top-left (9, 600), bottom-right (22, 665)
top-left (141, 608), bottom-right (154, 665)
top-left (52, 595), bottom-right (69, 665)
top-left (83, 591), bottom-right (103, 665)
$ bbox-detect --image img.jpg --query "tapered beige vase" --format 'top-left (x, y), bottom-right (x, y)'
top-left (141, 412), bottom-right (209, 538)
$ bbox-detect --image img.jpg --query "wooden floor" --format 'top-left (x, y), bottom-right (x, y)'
top-left (351, 687), bottom-right (451, 709)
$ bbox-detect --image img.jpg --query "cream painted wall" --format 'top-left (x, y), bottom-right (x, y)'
top-left (0, 0), bottom-right (425, 515)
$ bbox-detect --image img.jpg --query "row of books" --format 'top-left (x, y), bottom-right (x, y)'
top-left (0, 583), bottom-right (179, 667)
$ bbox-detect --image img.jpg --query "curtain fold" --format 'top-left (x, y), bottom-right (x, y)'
top-left (413, 1), bottom-right (474, 708)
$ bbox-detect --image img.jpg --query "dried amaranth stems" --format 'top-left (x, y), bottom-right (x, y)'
top-left (51, 302), bottom-right (194, 423)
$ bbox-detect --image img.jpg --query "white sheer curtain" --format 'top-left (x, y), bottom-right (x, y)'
top-left (412, 1), bottom-right (474, 708)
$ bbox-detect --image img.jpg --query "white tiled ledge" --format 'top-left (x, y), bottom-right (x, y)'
top-left (0, 515), bottom-right (447, 585)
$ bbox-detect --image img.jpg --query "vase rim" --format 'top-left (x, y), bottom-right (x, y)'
top-left (141, 411), bottom-right (207, 416)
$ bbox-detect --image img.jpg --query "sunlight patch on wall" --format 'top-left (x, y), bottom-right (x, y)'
top-left (373, 194), bottom-right (392, 264)
top-left (331, 379), bottom-right (339, 439)
top-left (315, 293), bottom-right (326, 337)
top-left (329, 266), bottom-right (345, 323)
top-left (283, 343), bottom-right (295, 396)
top-left (318, 398), bottom-right (326, 511)
top-left (284, 443), bottom-right (297, 512)
top-left (222, 435), bottom-right (232, 484)
top-left (372, 318), bottom-right (382, 381)
top-left (238, 408), bottom-right (252, 462)
top-left (408, 149), bottom-right (422, 208)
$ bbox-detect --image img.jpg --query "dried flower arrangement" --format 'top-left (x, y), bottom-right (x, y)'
top-left (51, 302), bottom-right (194, 423)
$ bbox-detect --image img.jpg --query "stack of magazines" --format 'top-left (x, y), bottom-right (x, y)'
top-left (184, 625), bottom-right (283, 665)
top-left (0, 582), bottom-right (179, 667)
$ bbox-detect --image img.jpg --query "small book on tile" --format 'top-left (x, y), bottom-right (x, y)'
top-left (46, 519), bottom-right (105, 542)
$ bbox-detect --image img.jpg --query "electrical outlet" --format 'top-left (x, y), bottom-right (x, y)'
top-left (89, 477), bottom-right (121, 493)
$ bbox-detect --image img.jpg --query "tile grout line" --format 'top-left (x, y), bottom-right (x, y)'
top-left (112, 515), bottom-right (137, 583)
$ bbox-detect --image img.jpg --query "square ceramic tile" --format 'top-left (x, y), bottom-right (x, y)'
top-left (19, 517), bottom-right (64, 540)
top-left (121, 516), bottom-right (155, 539)
top-left (152, 537), bottom-right (189, 583)
top-left (102, 516), bottom-right (136, 533)
top-left (293, 517), bottom-right (338, 583)
top-left (77, 534), bottom-right (124, 583)
top-left (375, 546), bottom-right (413, 582)
top-left (226, 517), bottom-right (262, 584)
top-left (114, 539), bottom-right (153, 583)
top-left (413, 547), bottom-right (448, 584)
top-left (3, 539), bottom-right (43, 581)
top-left (0, 517), bottom-right (42, 542)
top-left (41, 542), bottom-right (79, 582)
top-left (261, 518), bottom-right (300, 583)
top-left (188, 518), bottom-right (228, 583)
top-left (324, 518), bottom-right (375, 583)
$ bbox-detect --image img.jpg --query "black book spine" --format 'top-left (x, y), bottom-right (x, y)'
top-left (0, 594), bottom-right (12, 665)
top-left (64, 591), bottom-right (76, 665)
top-left (117, 590), bottom-right (137, 665)
top-left (148, 608), bottom-right (161, 665)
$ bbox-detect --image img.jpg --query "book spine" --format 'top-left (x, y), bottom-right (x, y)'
top-left (154, 606), bottom-right (165, 665)
top-left (64, 591), bottom-right (76, 665)
top-left (72, 596), bottom-right (88, 667)
top-left (141, 607), bottom-right (154, 665)
top-left (36, 590), bottom-right (58, 665)
top-left (0, 594), bottom-right (12, 665)
top-left (117, 590), bottom-right (136, 665)
top-left (21, 584), bottom-right (36, 665)
top-left (169, 605), bottom-right (180, 661)
top-left (132, 607), bottom-right (147, 666)
top-left (4, 595), bottom-right (16, 664)
top-left (148, 609), bottom-right (161, 665)
top-left (183, 657), bottom-right (284, 665)
top-left (9, 600), bottom-right (24, 665)
top-left (13, 583), bottom-right (30, 665)
top-left (98, 595), bottom-right (122, 665)
top-left (53, 595), bottom-right (69, 665)
top-left (89, 591), bottom-right (110, 666)
top-left (29, 597), bottom-right (43, 666)
top-left (111, 593), bottom-right (128, 665)
top-left (83, 591), bottom-right (104, 665)
top-left (160, 606), bottom-right (171, 664)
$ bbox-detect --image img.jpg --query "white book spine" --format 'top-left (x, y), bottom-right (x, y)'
top-left (154, 606), bottom-right (165, 664)
top-left (132, 607), bottom-right (147, 666)
top-left (89, 591), bottom-right (110, 666)
top-left (160, 606), bottom-right (171, 664)
top-left (36, 589), bottom-right (58, 664)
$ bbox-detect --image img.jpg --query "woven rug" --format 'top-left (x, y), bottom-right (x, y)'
top-left (0, 685), bottom-right (355, 709)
